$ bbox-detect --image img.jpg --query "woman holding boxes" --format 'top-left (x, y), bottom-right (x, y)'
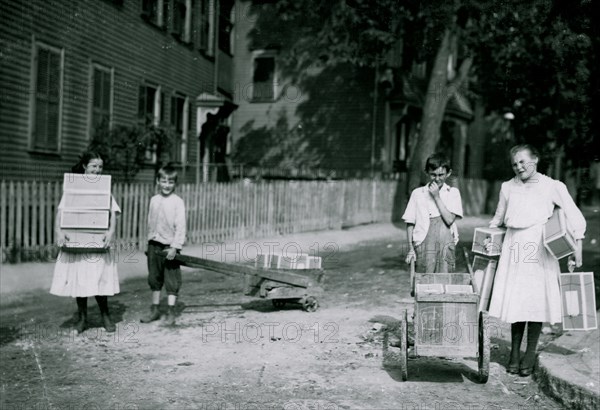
top-left (50, 151), bottom-right (121, 333)
top-left (488, 144), bottom-right (586, 376)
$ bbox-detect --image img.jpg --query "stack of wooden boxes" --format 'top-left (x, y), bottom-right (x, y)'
top-left (255, 253), bottom-right (322, 270)
top-left (59, 173), bottom-right (112, 251)
top-left (544, 207), bottom-right (598, 330)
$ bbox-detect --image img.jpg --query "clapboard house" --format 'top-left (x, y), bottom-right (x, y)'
top-left (0, 0), bottom-right (238, 182)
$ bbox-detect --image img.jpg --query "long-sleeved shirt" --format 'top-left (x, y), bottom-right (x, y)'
top-left (489, 173), bottom-right (586, 239)
top-left (147, 193), bottom-right (186, 249)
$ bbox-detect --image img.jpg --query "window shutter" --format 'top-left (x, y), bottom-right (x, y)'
top-left (33, 47), bottom-right (61, 151)
top-left (138, 85), bottom-right (146, 121)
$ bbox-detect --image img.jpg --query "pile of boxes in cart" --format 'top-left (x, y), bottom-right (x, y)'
top-left (472, 207), bottom-right (597, 331)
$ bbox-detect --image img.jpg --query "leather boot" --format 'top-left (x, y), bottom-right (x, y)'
top-left (164, 305), bottom-right (176, 326)
top-left (96, 296), bottom-right (116, 333)
top-left (140, 304), bottom-right (161, 323)
top-left (508, 322), bottom-right (525, 374)
top-left (520, 322), bottom-right (542, 376)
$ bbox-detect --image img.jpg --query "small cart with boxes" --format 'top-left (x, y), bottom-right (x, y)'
top-left (387, 256), bottom-right (490, 383)
top-left (168, 252), bottom-right (324, 312)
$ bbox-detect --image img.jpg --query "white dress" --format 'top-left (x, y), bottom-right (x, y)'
top-left (488, 174), bottom-right (586, 324)
top-left (50, 196), bottom-right (121, 297)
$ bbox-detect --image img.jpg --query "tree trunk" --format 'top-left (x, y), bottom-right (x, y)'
top-left (407, 28), bottom-right (473, 193)
top-left (407, 30), bottom-right (452, 192)
top-left (453, 122), bottom-right (468, 178)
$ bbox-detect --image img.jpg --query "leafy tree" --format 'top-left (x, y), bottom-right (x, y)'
top-left (247, 0), bottom-right (594, 190)
top-left (471, 0), bottom-right (594, 179)
top-left (247, 0), bottom-right (474, 190)
top-left (89, 121), bottom-right (174, 182)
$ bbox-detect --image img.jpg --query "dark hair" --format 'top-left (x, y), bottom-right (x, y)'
top-left (156, 164), bottom-right (178, 182)
top-left (71, 151), bottom-right (103, 174)
top-left (424, 154), bottom-right (452, 172)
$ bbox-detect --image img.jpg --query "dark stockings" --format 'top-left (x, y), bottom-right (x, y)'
top-left (74, 296), bottom-right (115, 333)
top-left (522, 322), bottom-right (542, 369)
top-left (75, 297), bottom-right (88, 333)
top-left (95, 295), bottom-right (109, 316)
top-left (509, 321), bottom-right (542, 374)
top-left (95, 295), bottom-right (115, 332)
top-left (509, 322), bottom-right (525, 369)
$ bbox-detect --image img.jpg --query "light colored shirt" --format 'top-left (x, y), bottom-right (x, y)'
top-left (147, 193), bottom-right (186, 249)
top-left (489, 173), bottom-right (586, 239)
top-left (402, 183), bottom-right (463, 246)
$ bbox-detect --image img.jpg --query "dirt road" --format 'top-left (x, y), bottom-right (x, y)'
top-left (1, 239), bottom-right (563, 409)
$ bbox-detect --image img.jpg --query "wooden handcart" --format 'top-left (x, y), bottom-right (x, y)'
top-left (386, 252), bottom-right (490, 383)
top-left (166, 252), bottom-right (324, 312)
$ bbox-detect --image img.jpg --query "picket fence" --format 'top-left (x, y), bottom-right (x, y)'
top-left (0, 179), bottom-right (399, 263)
top-left (0, 177), bottom-right (497, 263)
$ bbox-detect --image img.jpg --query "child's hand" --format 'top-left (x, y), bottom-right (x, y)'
top-left (428, 181), bottom-right (440, 198)
top-left (567, 242), bottom-right (583, 271)
top-left (405, 248), bottom-right (416, 264)
top-left (166, 247), bottom-right (178, 260)
top-left (56, 231), bottom-right (70, 247)
top-left (102, 233), bottom-right (114, 248)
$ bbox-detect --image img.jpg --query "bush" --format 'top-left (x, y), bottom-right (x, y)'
top-left (88, 121), bottom-right (174, 182)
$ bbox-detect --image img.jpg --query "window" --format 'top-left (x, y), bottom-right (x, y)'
top-left (138, 84), bottom-right (164, 162)
top-left (142, 0), bottom-right (169, 28)
top-left (252, 55), bottom-right (276, 102)
top-left (197, 0), bottom-right (214, 55)
top-left (30, 42), bottom-right (64, 152)
top-left (90, 64), bottom-right (113, 135)
top-left (218, 0), bottom-right (234, 54)
top-left (172, 0), bottom-right (192, 43)
top-left (170, 94), bottom-right (189, 163)
top-left (138, 84), bottom-right (163, 125)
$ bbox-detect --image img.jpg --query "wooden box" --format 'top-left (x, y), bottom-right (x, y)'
top-left (255, 253), bottom-right (272, 268)
top-left (280, 254), bottom-right (322, 269)
top-left (445, 284), bottom-right (474, 294)
top-left (60, 210), bottom-right (110, 229)
top-left (560, 272), bottom-right (597, 331)
top-left (416, 283), bottom-right (444, 294)
top-left (254, 254), bottom-right (285, 269)
top-left (544, 207), bottom-right (576, 260)
top-left (256, 253), bottom-right (322, 269)
top-left (61, 230), bottom-right (106, 249)
top-left (63, 173), bottom-right (111, 193)
top-left (62, 192), bottom-right (111, 210)
top-left (414, 273), bottom-right (479, 357)
top-left (62, 173), bottom-right (111, 210)
top-left (472, 227), bottom-right (505, 256)
top-left (472, 256), bottom-right (498, 312)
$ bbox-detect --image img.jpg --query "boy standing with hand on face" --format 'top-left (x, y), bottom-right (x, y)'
top-left (402, 154), bottom-right (463, 273)
top-left (141, 165), bottom-right (186, 325)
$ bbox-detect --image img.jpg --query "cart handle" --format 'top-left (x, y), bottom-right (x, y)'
top-left (463, 247), bottom-right (475, 285)
top-left (409, 259), bottom-right (415, 297)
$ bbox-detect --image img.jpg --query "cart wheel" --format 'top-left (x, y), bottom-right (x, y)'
top-left (302, 296), bottom-right (319, 312)
top-left (272, 299), bottom-right (286, 309)
top-left (478, 311), bottom-right (490, 383)
top-left (399, 309), bottom-right (409, 381)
